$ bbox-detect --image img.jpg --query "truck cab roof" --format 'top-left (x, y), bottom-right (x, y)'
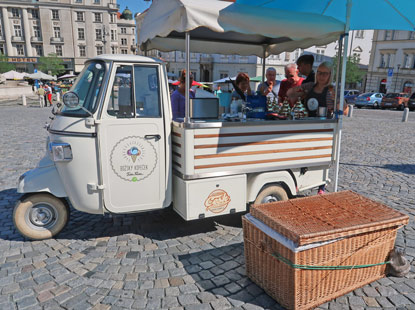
top-left (91, 54), bottom-right (163, 64)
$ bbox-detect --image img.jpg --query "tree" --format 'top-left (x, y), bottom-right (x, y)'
top-left (0, 53), bottom-right (15, 73)
top-left (38, 53), bottom-right (65, 76)
top-left (332, 55), bottom-right (365, 86)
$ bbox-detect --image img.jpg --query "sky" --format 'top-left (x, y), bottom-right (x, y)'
top-left (117, 0), bottom-right (151, 15)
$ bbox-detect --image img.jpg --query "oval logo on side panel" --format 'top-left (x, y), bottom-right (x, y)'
top-left (110, 136), bottom-right (157, 182)
top-left (204, 189), bottom-right (231, 214)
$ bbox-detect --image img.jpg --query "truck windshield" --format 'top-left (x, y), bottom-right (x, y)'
top-left (61, 61), bottom-right (106, 117)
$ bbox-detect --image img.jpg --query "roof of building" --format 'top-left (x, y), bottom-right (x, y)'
top-left (121, 6), bottom-right (133, 20)
top-left (91, 54), bottom-right (162, 63)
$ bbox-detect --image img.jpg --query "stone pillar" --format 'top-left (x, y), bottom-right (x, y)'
top-left (22, 8), bottom-right (32, 56)
top-left (2, 7), bottom-right (13, 55)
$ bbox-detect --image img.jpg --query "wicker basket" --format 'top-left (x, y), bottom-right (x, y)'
top-left (243, 191), bottom-right (409, 310)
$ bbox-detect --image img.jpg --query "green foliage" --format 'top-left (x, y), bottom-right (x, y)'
top-left (332, 55), bottom-right (365, 84)
top-left (38, 53), bottom-right (65, 76)
top-left (0, 53), bottom-right (15, 73)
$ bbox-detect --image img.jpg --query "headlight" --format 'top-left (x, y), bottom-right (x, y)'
top-left (49, 142), bottom-right (73, 162)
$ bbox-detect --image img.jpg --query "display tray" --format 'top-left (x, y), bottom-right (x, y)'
top-left (243, 191), bottom-right (409, 310)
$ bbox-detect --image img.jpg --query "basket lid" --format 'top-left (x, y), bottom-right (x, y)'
top-left (250, 191), bottom-right (409, 246)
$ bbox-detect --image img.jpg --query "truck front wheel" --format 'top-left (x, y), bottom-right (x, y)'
top-left (13, 194), bottom-right (69, 240)
top-left (254, 185), bottom-right (288, 205)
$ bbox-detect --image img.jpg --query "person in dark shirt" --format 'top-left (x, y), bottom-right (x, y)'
top-left (296, 54), bottom-right (315, 85)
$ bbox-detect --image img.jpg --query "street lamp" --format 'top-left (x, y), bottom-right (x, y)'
top-left (394, 64), bottom-right (401, 91)
top-left (102, 25), bottom-right (110, 54)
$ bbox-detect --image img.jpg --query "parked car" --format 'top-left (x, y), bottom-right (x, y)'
top-left (380, 93), bottom-right (410, 110)
top-left (407, 93), bottom-right (415, 111)
top-left (344, 90), bottom-right (360, 104)
top-left (355, 92), bottom-right (383, 109)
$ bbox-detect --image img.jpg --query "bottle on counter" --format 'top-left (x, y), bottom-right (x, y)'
top-left (230, 99), bottom-right (238, 115)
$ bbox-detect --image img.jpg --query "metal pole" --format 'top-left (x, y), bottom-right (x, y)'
top-left (184, 32), bottom-right (191, 124)
top-left (334, 35), bottom-right (343, 111)
top-left (394, 65), bottom-right (400, 91)
top-left (334, 0), bottom-right (352, 192)
top-left (262, 46), bottom-right (267, 82)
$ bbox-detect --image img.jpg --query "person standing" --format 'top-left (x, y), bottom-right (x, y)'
top-left (170, 70), bottom-right (195, 120)
top-left (296, 54), bottom-right (315, 84)
top-left (278, 64), bottom-right (304, 105)
top-left (257, 67), bottom-right (280, 101)
top-left (231, 73), bottom-right (252, 101)
top-left (37, 86), bottom-right (45, 108)
top-left (45, 84), bottom-right (53, 107)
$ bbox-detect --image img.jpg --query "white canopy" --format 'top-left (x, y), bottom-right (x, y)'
top-left (26, 71), bottom-right (56, 81)
top-left (3, 70), bottom-right (27, 80)
top-left (139, 0), bottom-right (345, 56)
top-left (58, 74), bottom-right (76, 80)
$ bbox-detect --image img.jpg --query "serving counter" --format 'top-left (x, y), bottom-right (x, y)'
top-left (172, 118), bottom-right (337, 180)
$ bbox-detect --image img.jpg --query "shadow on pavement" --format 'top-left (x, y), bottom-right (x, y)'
top-left (341, 162), bottom-right (415, 175)
top-left (177, 244), bottom-right (282, 309)
top-left (0, 188), bottom-right (244, 242)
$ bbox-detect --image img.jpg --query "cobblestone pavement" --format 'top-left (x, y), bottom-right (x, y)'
top-left (0, 105), bottom-right (415, 310)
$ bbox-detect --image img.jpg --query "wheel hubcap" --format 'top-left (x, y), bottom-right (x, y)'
top-left (26, 203), bottom-right (58, 230)
top-left (261, 195), bottom-right (280, 204)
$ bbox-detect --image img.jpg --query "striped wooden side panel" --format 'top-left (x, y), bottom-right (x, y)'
top-left (172, 122), bottom-right (335, 177)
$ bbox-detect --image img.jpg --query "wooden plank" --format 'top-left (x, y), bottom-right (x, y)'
top-left (195, 137), bottom-right (333, 149)
top-left (194, 128), bottom-right (333, 139)
top-left (194, 145), bottom-right (332, 159)
top-left (194, 154), bottom-right (332, 170)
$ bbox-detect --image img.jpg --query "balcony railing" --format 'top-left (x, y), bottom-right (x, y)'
top-left (108, 3), bottom-right (120, 9)
top-left (31, 36), bottom-right (42, 42)
top-left (50, 37), bottom-right (64, 44)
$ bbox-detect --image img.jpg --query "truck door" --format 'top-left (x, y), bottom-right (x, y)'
top-left (99, 63), bottom-right (167, 213)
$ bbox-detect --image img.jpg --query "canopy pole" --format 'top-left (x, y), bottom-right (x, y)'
top-left (262, 46), bottom-right (267, 83)
top-left (333, 35), bottom-right (343, 111)
top-left (184, 32), bottom-right (191, 124)
top-left (334, 0), bottom-right (352, 192)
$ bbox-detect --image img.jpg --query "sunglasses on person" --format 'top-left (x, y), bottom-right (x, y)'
top-left (317, 71), bottom-right (330, 76)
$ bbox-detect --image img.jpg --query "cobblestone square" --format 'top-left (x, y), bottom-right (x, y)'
top-left (0, 104), bottom-right (415, 309)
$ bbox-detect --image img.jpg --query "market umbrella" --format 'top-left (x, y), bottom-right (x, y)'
top-left (3, 70), bottom-right (27, 80)
top-left (26, 71), bottom-right (56, 81)
top-left (236, 0), bottom-right (415, 191)
top-left (171, 80), bottom-right (206, 87)
top-left (58, 74), bottom-right (76, 80)
top-left (212, 77), bottom-right (236, 84)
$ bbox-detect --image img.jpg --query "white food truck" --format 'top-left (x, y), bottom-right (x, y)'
top-left (14, 0), bottom-right (349, 240)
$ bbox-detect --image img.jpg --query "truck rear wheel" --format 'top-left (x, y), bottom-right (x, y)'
top-left (13, 194), bottom-right (69, 240)
top-left (254, 185), bottom-right (288, 205)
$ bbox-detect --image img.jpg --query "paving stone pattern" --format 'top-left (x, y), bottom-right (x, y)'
top-left (0, 105), bottom-right (415, 309)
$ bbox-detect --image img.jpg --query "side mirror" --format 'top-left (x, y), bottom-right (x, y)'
top-left (63, 91), bottom-right (79, 108)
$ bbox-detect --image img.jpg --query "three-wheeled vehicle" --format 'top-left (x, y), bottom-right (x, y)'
top-left (14, 0), bottom-right (348, 239)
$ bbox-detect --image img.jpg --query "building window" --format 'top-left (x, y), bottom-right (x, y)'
top-left (219, 72), bottom-right (228, 79)
top-left (76, 12), bottom-right (84, 21)
top-left (55, 45), bottom-right (62, 56)
top-left (355, 30), bottom-right (364, 38)
top-left (132, 28), bottom-right (135, 35)
top-left (96, 46), bottom-right (103, 55)
top-left (384, 30), bottom-right (394, 40)
top-left (34, 45), bottom-right (43, 56)
top-left (0, 27), bottom-right (2, 38)
top-left (94, 0), bottom-right (100, 3)
top-left (54, 27), bottom-right (61, 38)
top-left (31, 9), bottom-right (39, 19)
top-left (12, 8), bottom-right (20, 18)
top-left (0, 44), bottom-right (5, 55)
top-left (96, 29), bottom-right (102, 40)
top-left (132, 38), bottom-right (135, 45)
top-left (284, 52), bottom-right (291, 61)
top-left (33, 26), bottom-right (41, 38)
top-left (16, 44), bottom-right (24, 56)
top-left (52, 10), bottom-right (59, 20)
top-left (111, 46), bottom-right (116, 54)
top-left (14, 25), bottom-right (22, 37)
top-left (111, 29), bottom-right (116, 41)
top-left (121, 49), bottom-right (127, 54)
top-left (316, 49), bottom-right (325, 62)
top-left (79, 46), bottom-right (86, 57)
top-left (75, 0), bottom-right (82, 2)
top-left (78, 28), bottom-right (85, 40)
top-left (121, 38), bottom-right (127, 45)
top-left (409, 31), bottom-right (415, 40)
top-left (121, 28), bottom-right (126, 34)
top-left (94, 13), bottom-right (102, 23)
top-left (380, 54), bottom-right (385, 67)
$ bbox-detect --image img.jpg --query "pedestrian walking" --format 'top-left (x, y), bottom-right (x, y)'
top-left (45, 84), bottom-right (53, 107)
top-left (37, 86), bottom-right (46, 108)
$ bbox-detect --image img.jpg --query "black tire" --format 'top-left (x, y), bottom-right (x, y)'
top-left (373, 102), bottom-right (379, 109)
top-left (13, 194), bottom-right (69, 240)
top-left (254, 185), bottom-right (289, 205)
top-left (357, 106), bottom-right (362, 109)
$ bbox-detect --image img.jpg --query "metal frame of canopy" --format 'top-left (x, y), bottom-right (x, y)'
top-left (140, 0), bottom-right (350, 191)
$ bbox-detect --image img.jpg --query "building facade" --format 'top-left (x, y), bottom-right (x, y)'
top-left (0, 0), bottom-right (136, 73)
top-left (366, 30), bottom-right (415, 94)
